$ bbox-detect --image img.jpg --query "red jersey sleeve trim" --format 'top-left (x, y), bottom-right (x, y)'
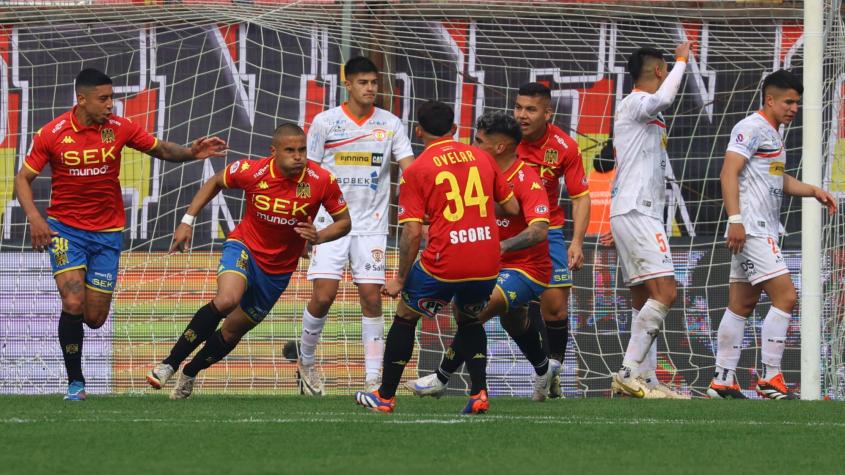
top-left (398, 217), bottom-right (423, 224)
top-left (145, 137), bottom-right (159, 153)
top-left (570, 189), bottom-right (590, 199)
top-left (23, 161), bottom-right (41, 174)
top-left (497, 191), bottom-right (515, 205)
top-left (527, 217), bottom-right (550, 225)
top-left (329, 205), bottom-right (349, 217)
top-left (221, 171), bottom-right (230, 189)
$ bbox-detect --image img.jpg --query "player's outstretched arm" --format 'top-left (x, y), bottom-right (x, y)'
top-left (721, 151), bottom-right (747, 254)
top-left (639, 42), bottom-right (692, 118)
top-left (383, 221), bottom-right (422, 298)
top-left (501, 221), bottom-right (549, 254)
top-left (170, 170), bottom-right (226, 253)
top-left (14, 166), bottom-right (57, 252)
top-left (783, 174), bottom-right (838, 216)
top-left (150, 136), bottom-right (228, 163)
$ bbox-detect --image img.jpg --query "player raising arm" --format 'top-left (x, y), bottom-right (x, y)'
top-left (146, 124), bottom-right (351, 399)
top-left (708, 70), bottom-right (837, 400)
top-left (609, 43), bottom-right (692, 399)
top-left (14, 68), bottom-right (226, 401)
top-left (354, 101), bottom-right (518, 414)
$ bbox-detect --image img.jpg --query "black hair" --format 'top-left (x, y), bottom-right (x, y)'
top-left (593, 140), bottom-right (615, 173)
top-left (627, 47), bottom-right (667, 83)
top-left (762, 69), bottom-right (803, 96)
top-left (273, 123), bottom-right (305, 143)
top-left (517, 82), bottom-right (552, 101)
top-left (344, 56), bottom-right (378, 77)
top-left (476, 110), bottom-right (522, 144)
top-left (75, 68), bottom-right (112, 92)
top-left (417, 100), bottom-right (454, 136)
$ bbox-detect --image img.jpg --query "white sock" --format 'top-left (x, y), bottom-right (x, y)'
top-left (761, 306), bottom-right (791, 380)
top-left (299, 308), bottom-right (327, 366)
top-left (361, 315), bottom-right (385, 381)
top-left (629, 308), bottom-right (656, 382)
top-left (714, 309), bottom-right (746, 385)
top-left (622, 299), bottom-right (668, 370)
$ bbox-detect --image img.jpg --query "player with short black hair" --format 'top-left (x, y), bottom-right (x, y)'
top-left (147, 124), bottom-right (352, 398)
top-left (709, 70), bottom-right (836, 400)
top-left (355, 102), bottom-right (518, 414)
top-left (513, 81), bottom-right (591, 398)
top-left (296, 55), bottom-right (415, 395)
top-left (14, 68), bottom-right (227, 400)
top-left (609, 42), bottom-right (692, 399)
top-left (405, 110), bottom-right (558, 401)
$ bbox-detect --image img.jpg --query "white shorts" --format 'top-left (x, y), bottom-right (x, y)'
top-left (729, 234), bottom-right (789, 286)
top-left (610, 211), bottom-right (675, 287)
top-left (306, 234), bottom-right (387, 284)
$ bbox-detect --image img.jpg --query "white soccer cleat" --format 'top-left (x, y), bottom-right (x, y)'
top-left (169, 373), bottom-right (196, 400)
top-left (549, 359), bottom-right (563, 399)
top-left (365, 376), bottom-right (381, 393)
top-left (646, 381), bottom-right (690, 400)
top-left (404, 373), bottom-right (447, 398)
top-left (146, 363), bottom-right (175, 390)
top-left (297, 360), bottom-right (324, 396)
top-left (532, 359), bottom-right (562, 402)
top-left (611, 368), bottom-right (651, 399)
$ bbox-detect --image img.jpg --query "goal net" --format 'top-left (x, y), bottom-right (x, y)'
top-left (1, 0), bottom-right (843, 399)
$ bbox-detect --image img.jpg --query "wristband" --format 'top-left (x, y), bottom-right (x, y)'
top-left (181, 214), bottom-right (196, 226)
top-left (727, 214), bottom-right (743, 225)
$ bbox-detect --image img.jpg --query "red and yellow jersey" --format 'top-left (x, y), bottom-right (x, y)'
top-left (397, 139), bottom-right (513, 281)
top-left (225, 157), bottom-right (347, 274)
top-left (498, 159), bottom-right (551, 285)
top-left (24, 107), bottom-right (158, 231)
top-left (516, 123), bottom-right (589, 228)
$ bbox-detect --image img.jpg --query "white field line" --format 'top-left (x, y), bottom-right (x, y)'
top-left (2, 413), bottom-right (845, 428)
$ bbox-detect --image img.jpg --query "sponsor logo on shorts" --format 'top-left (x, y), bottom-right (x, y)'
top-left (459, 301), bottom-right (486, 316)
top-left (371, 249), bottom-right (384, 263)
top-left (418, 298), bottom-right (448, 317)
top-left (237, 250), bottom-right (249, 270)
top-left (740, 260), bottom-right (756, 275)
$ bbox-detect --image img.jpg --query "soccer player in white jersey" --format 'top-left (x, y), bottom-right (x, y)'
top-left (708, 70), bottom-right (837, 400)
top-left (297, 56), bottom-right (415, 394)
top-left (609, 42), bottom-right (692, 399)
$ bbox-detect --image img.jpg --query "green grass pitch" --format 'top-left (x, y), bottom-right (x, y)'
top-left (1, 395), bottom-right (843, 474)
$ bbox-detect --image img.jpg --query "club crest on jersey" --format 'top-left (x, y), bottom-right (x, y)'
top-left (418, 298), bottom-right (448, 318)
top-left (296, 182), bottom-right (311, 198)
top-left (101, 128), bottom-right (116, 144)
top-left (543, 149), bottom-right (558, 165)
top-left (372, 128), bottom-right (388, 142)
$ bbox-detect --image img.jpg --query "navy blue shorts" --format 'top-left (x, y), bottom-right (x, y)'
top-left (218, 240), bottom-right (292, 323)
top-left (547, 228), bottom-right (572, 287)
top-left (48, 218), bottom-right (122, 293)
top-left (495, 268), bottom-right (547, 313)
top-left (401, 261), bottom-right (496, 318)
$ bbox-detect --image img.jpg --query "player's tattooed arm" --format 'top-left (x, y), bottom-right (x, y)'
top-left (14, 166), bottom-right (57, 252)
top-left (150, 136), bottom-right (228, 162)
top-left (500, 221), bottom-right (549, 254)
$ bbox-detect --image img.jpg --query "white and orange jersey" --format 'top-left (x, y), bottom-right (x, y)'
top-left (725, 112), bottom-right (786, 237)
top-left (307, 103), bottom-right (414, 235)
top-left (610, 59), bottom-right (687, 220)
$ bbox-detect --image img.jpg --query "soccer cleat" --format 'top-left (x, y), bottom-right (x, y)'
top-left (611, 368), bottom-right (649, 398)
top-left (405, 373), bottom-right (447, 399)
top-left (365, 376), bottom-right (381, 393)
top-left (64, 380), bottom-right (87, 401)
top-left (296, 360), bottom-right (324, 396)
top-left (169, 373), bottom-right (196, 400)
top-left (756, 373), bottom-right (798, 400)
top-left (146, 363), bottom-right (176, 390)
top-left (707, 381), bottom-right (747, 399)
top-left (646, 380), bottom-right (690, 400)
top-left (355, 390), bottom-right (395, 413)
top-left (549, 365), bottom-right (563, 399)
top-left (462, 389), bottom-right (489, 414)
top-left (532, 359), bottom-right (562, 402)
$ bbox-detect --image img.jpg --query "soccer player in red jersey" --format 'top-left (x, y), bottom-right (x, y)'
top-left (146, 124), bottom-right (351, 399)
top-left (405, 111), bottom-right (559, 401)
top-left (514, 82), bottom-right (591, 397)
top-left (14, 68), bottom-right (227, 401)
top-left (355, 101), bottom-right (518, 414)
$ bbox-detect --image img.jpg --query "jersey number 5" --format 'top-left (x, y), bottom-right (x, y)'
top-left (436, 166), bottom-right (489, 222)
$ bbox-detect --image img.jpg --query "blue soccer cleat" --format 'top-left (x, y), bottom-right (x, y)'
top-left (64, 380), bottom-right (87, 401)
top-left (462, 389), bottom-right (489, 414)
top-left (355, 390), bottom-right (395, 413)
